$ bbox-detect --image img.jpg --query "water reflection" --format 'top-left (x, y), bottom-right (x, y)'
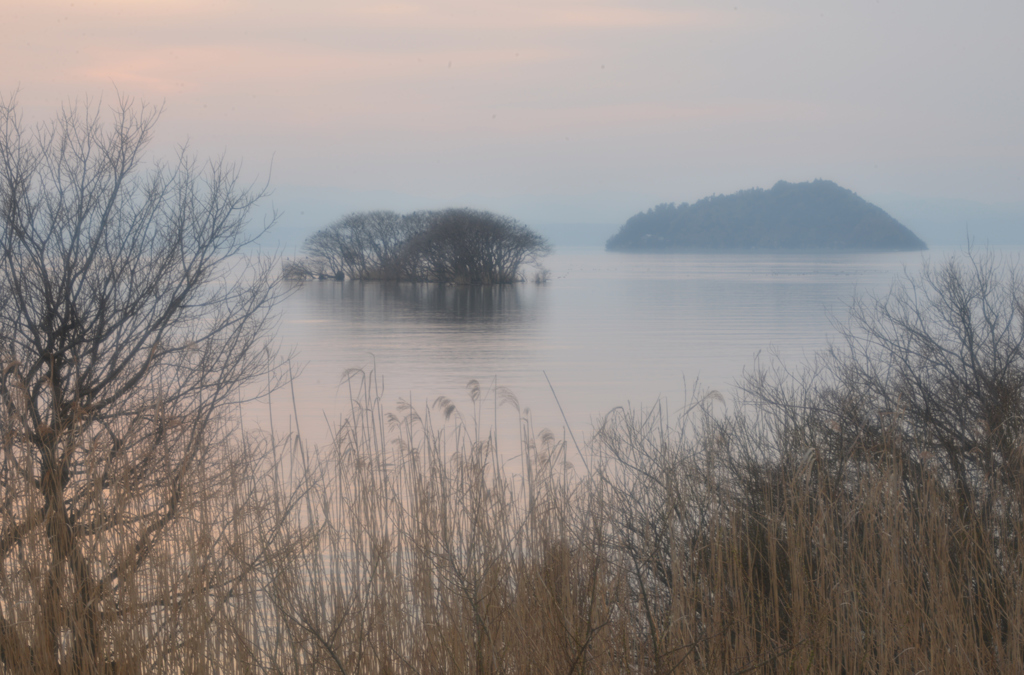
top-left (294, 279), bottom-right (543, 328)
top-left (262, 247), bottom-right (963, 452)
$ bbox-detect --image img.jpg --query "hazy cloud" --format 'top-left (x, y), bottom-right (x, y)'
top-left (4, 0), bottom-right (1023, 239)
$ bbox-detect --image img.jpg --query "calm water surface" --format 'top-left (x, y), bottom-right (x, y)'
top-left (255, 247), bottom-right (947, 451)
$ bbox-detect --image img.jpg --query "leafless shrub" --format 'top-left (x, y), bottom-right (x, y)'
top-left (741, 249), bottom-right (1024, 510)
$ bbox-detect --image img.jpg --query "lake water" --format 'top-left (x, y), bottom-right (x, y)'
top-left (253, 247), bottom-right (955, 452)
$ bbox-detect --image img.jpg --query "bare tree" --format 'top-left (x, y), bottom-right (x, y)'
top-left (408, 208), bottom-right (550, 284)
top-left (345, 210), bottom-right (421, 280)
top-left (301, 220), bottom-right (349, 280)
top-left (302, 210), bottom-right (425, 281)
top-left (0, 94), bottom-right (281, 673)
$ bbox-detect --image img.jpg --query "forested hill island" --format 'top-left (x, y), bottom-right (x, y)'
top-left (606, 180), bottom-right (927, 251)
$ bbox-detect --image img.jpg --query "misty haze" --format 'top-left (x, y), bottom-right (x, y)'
top-left (4, 1), bottom-right (1024, 673)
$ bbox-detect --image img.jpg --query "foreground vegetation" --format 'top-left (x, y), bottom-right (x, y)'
top-left (6, 250), bottom-right (1023, 673)
top-left (258, 249), bottom-right (1024, 674)
top-left (3, 95), bottom-right (1022, 673)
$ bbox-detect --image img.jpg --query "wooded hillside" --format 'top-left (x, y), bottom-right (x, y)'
top-left (606, 179), bottom-right (928, 251)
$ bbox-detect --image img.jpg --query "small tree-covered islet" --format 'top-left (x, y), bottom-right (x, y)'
top-left (288, 207), bottom-right (551, 284)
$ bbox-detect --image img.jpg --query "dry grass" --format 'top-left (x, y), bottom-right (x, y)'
top-left (227, 368), bottom-right (1021, 674)
top-left (3, 252), bottom-right (1024, 673)
top-left (2, 370), bottom-right (1022, 674)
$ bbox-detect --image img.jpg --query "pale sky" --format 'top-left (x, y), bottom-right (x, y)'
top-left (4, 0), bottom-right (1023, 244)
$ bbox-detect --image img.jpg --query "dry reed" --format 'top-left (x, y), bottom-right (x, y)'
top-left (4, 252), bottom-right (1024, 674)
top-left (3, 368), bottom-right (1022, 673)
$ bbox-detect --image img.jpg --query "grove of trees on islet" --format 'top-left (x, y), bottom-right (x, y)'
top-left (287, 208), bottom-right (551, 285)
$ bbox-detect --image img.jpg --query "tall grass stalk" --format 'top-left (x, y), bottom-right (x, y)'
top-left (2, 372), bottom-right (1021, 673)
top-left (5, 250), bottom-right (1024, 673)
top-left (248, 371), bottom-right (1024, 673)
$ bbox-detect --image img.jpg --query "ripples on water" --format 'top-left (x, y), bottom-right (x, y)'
top-left (254, 247), bottom-right (950, 452)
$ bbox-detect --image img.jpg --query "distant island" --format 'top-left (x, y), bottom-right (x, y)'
top-left (606, 180), bottom-right (927, 251)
